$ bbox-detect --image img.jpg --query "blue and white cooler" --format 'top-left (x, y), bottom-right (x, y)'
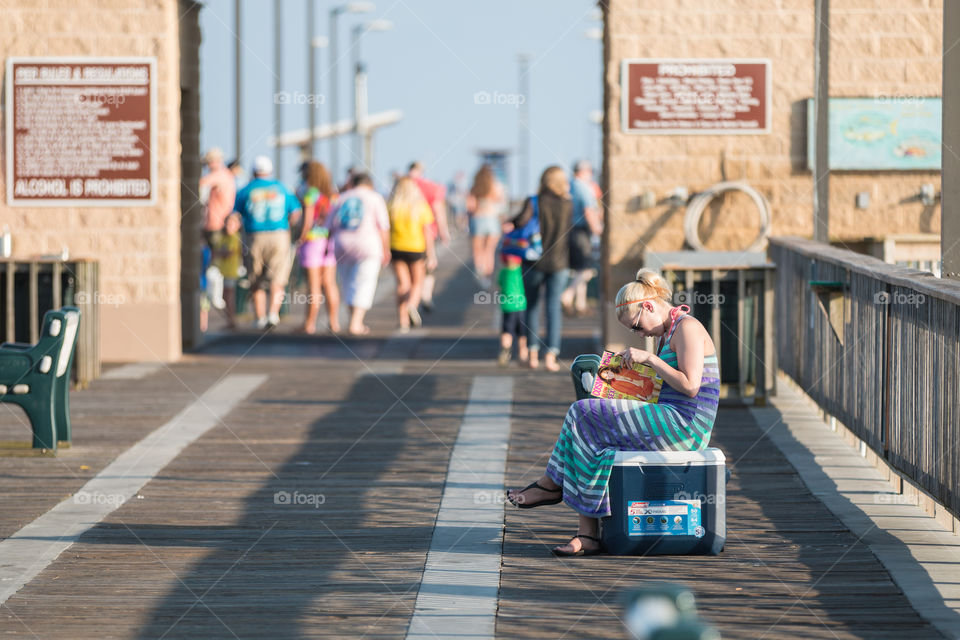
top-left (601, 448), bottom-right (726, 556)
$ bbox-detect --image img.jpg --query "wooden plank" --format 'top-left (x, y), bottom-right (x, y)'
top-left (501, 370), bottom-right (939, 639)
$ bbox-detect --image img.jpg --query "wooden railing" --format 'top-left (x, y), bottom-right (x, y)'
top-left (769, 237), bottom-right (960, 519)
top-left (0, 259), bottom-right (100, 388)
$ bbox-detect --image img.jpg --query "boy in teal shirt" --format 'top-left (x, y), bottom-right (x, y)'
top-left (497, 253), bottom-right (528, 366)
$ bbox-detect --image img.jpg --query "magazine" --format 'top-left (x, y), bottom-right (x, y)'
top-left (590, 350), bottom-right (663, 403)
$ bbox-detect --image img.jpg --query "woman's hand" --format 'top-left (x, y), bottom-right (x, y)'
top-left (426, 253), bottom-right (438, 271)
top-left (501, 221), bottom-right (515, 234)
top-left (617, 347), bottom-right (651, 368)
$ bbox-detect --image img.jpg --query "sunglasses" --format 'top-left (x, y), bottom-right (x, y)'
top-left (629, 306), bottom-right (645, 333)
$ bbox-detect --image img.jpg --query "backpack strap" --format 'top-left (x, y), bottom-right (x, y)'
top-left (530, 195), bottom-right (539, 221)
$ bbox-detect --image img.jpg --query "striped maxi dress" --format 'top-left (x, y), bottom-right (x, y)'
top-left (545, 313), bottom-right (720, 518)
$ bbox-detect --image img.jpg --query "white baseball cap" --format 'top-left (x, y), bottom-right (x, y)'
top-left (253, 155), bottom-right (274, 176)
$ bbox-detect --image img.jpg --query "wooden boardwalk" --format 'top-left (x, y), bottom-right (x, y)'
top-left (0, 241), bottom-right (946, 639)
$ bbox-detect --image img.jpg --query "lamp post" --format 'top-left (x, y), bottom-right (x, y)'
top-left (274, 0), bottom-right (283, 180)
top-left (517, 53), bottom-right (531, 195)
top-left (329, 1), bottom-right (375, 182)
top-left (351, 19), bottom-right (393, 167)
top-left (308, 35), bottom-right (328, 159)
top-left (234, 0), bottom-right (242, 163)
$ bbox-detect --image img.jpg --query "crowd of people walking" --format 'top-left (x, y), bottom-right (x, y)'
top-left (197, 149), bottom-right (602, 363)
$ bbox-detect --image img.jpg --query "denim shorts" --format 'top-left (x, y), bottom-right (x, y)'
top-left (469, 215), bottom-right (500, 237)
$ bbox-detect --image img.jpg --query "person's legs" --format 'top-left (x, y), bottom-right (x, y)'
top-left (522, 267), bottom-right (545, 368)
top-left (265, 231), bottom-right (291, 322)
top-left (253, 289), bottom-right (267, 322)
top-left (268, 284), bottom-right (285, 323)
top-left (552, 515), bottom-right (601, 554)
top-left (320, 264), bottom-right (341, 332)
top-left (222, 283), bottom-right (237, 329)
top-left (303, 266), bottom-right (321, 333)
top-left (249, 233), bottom-right (269, 325)
top-left (470, 233), bottom-right (484, 286)
top-left (543, 269), bottom-right (569, 371)
top-left (564, 267), bottom-right (595, 313)
top-left (482, 233), bottom-right (500, 280)
top-left (347, 257), bottom-right (381, 335)
top-left (498, 310), bottom-right (521, 366)
top-left (393, 258), bottom-right (412, 329)
top-left (408, 258), bottom-right (426, 324)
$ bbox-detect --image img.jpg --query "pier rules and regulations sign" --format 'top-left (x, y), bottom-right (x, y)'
top-left (621, 59), bottom-right (770, 135)
top-left (5, 57), bottom-right (156, 206)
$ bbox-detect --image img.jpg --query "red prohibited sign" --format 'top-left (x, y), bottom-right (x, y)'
top-left (621, 58), bottom-right (770, 135)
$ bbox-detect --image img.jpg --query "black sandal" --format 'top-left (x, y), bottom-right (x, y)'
top-left (552, 534), bottom-right (603, 557)
top-left (506, 481), bottom-right (563, 509)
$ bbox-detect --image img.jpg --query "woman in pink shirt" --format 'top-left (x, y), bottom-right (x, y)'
top-left (328, 173), bottom-right (390, 336)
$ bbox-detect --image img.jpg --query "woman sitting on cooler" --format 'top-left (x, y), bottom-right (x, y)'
top-left (506, 269), bottom-right (720, 556)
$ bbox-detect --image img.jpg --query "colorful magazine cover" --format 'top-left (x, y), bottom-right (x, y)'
top-left (590, 350), bottom-right (663, 403)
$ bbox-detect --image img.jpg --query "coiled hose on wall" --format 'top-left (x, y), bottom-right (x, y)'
top-left (683, 181), bottom-right (772, 252)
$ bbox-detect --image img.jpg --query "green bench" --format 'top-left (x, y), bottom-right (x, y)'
top-left (0, 306), bottom-right (80, 450)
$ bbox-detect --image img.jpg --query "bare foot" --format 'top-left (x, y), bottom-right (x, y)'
top-left (544, 352), bottom-right (560, 372)
top-left (528, 351), bottom-right (540, 369)
top-left (348, 325), bottom-right (371, 336)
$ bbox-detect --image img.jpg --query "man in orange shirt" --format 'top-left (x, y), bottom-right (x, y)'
top-left (199, 148), bottom-right (237, 247)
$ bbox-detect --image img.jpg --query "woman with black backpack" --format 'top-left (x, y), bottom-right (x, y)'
top-left (502, 166), bottom-right (572, 371)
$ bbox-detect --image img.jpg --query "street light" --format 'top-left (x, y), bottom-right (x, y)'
top-left (308, 34), bottom-right (328, 159)
top-left (351, 19), bottom-right (393, 165)
top-left (329, 1), bottom-right (375, 181)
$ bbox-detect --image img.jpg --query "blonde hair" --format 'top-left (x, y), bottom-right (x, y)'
top-left (614, 268), bottom-right (672, 319)
top-left (388, 176), bottom-right (427, 211)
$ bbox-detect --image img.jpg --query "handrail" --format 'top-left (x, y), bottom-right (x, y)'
top-left (769, 236), bottom-right (959, 520)
top-left (771, 236), bottom-right (960, 304)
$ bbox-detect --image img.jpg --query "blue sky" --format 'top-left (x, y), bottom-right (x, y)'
top-left (198, 0), bottom-right (602, 194)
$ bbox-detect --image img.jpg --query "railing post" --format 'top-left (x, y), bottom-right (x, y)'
top-left (737, 270), bottom-right (747, 399)
top-left (3, 263), bottom-right (12, 343)
top-left (29, 262), bottom-right (39, 344)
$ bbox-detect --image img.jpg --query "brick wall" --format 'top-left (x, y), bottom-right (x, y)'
top-left (0, 0), bottom-right (188, 362)
top-left (602, 0), bottom-right (943, 345)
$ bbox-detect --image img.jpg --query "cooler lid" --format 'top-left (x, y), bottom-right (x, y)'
top-left (613, 447), bottom-right (726, 466)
